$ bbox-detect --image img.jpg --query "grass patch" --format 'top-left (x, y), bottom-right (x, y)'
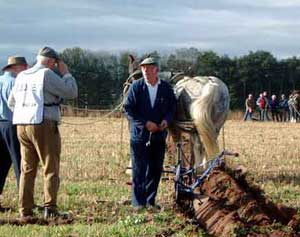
top-left (0, 118), bottom-right (300, 236)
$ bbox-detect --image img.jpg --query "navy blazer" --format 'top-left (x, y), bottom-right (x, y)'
top-left (124, 78), bottom-right (176, 142)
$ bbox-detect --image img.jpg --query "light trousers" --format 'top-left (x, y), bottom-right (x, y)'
top-left (17, 120), bottom-right (61, 215)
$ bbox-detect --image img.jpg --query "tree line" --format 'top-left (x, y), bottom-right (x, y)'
top-left (60, 47), bottom-right (300, 109)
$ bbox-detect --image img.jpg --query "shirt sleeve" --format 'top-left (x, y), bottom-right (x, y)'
top-left (256, 98), bottom-right (260, 106)
top-left (5, 80), bottom-right (14, 100)
top-left (7, 86), bottom-right (16, 111)
top-left (44, 69), bottom-right (78, 99)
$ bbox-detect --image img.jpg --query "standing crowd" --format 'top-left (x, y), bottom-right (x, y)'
top-left (243, 90), bottom-right (300, 122)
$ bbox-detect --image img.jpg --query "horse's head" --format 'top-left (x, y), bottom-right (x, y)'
top-left (122, 55), bottom-right (143, 97)
top-left (128, 54), bottom-right (140, 75)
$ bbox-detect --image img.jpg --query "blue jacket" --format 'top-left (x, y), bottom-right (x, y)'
top-left (279, 98), bottom-right (289, 110)
top-left (0, 71), bottom-right (15, 121)
top-left (124, 78), bottom-right (176, 142)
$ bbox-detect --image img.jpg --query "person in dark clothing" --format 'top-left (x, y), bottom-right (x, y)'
top-left (279, 94), bottom-right (289, 122)
top-left (124, 57), bottom-right (176, 210)
top-left (0, 56), bottom-right (27, 211)
top-left (263, 91), bottom-right (271, 121)
top-left (270, 94), bottom-right (280, 122)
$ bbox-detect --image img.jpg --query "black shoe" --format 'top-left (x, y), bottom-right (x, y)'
top-left (44, 207), bottom-right (69, 219)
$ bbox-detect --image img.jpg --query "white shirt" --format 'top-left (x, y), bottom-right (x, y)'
top-left (145, 79), bottom-right (161, 108)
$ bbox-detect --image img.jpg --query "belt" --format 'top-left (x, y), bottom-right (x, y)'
top-left (44, 103), bottom-right (60, 107)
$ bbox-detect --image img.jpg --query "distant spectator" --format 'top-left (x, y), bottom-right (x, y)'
top-left (288, 93), bottom-right (295, 122)
top-left (243, 94), bottom-right (255, 121)
top-left (279, 94), bottom-right (289, 122)
top-left (288, 90), bottom-right (300, 123)
top-left (269, 94), bottom-right (280, 122)
top-left (256, 93), bottom-right (267, 121)
top-left (262, 91), bottom-right (271, 120)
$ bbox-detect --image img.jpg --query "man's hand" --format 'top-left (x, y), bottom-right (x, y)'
top-left (159, 120), bottom-right (168, 131)
top-left (57, 60), bottom-right (69, 76)
top-left (145, 121), bottom-right (159, 132)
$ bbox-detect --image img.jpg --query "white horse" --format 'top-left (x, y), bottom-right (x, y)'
top-left (124, 56), bottom-right (230, 172)
top-left (169, 76), bottom-right (229, 170)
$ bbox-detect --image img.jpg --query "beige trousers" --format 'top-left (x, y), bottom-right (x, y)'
top-left (17, 120), bottom-right (61, 215)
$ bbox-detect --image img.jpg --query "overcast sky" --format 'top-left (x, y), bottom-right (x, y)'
top-left (0, 0), bottom-right (300, 63)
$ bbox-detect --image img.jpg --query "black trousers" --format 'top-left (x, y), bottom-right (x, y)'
top-left (130, 139), bottom-right (165, 206)
top-left (0, 121), bottom-right (21, 194)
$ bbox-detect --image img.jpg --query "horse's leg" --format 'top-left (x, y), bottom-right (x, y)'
top-left (167, 124), bottom-right (182, 166)
top-left (190, 132), bottom-right (205, 173)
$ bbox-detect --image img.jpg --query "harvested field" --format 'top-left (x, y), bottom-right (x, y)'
top-left (0, 117), bottom-right (300, 236)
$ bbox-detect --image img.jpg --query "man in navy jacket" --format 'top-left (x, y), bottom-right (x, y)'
top-left (124, 57), bottom-right (176, 209)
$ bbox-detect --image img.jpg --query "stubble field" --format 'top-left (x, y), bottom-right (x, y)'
top-left (0, 116), bottom-right (300, 237)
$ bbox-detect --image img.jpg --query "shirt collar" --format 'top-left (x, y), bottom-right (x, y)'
top-left (3, 71), bottom-right (16, 78)
top-left (34, 62), bottom-right (46, 69)
top-left (144, 78), bottom-right (161, 87)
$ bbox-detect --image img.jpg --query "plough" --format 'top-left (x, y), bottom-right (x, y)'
top-left (170, 144), bottom-right (239, 203)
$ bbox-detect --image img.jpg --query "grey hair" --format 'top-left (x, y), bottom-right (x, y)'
top-left (36, 55), bottom-right (51, 64)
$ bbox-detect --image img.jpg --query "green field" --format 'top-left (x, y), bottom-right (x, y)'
top-left (0, 117), bottom-right (300, 237)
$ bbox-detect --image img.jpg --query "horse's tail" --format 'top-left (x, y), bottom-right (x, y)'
top-left (190, 77), bottom-right (226, 159)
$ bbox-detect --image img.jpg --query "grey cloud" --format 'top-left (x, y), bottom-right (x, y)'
top-left (0, 0), bottom-right (300, 59)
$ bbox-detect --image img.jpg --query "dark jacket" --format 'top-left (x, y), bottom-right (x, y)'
top-left (245, 98), bottom-right (255, 110)
top-left (279, 99), bottom-right (289, 111)
top-left (124, 78), bottom-right (176, 142)
top-left (270, 99), bottom-right (279, 111)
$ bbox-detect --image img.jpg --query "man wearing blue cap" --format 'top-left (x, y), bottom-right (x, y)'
top-left (124, 57), bottom-right (176, 210)
top-left (0, 56), bottom-right (27, 211)
top-left (8, 46), bottom-right (78, 219)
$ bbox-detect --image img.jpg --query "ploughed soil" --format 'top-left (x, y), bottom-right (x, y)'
top-left (188, 165), bottom-right (300, 237)
top-left (166, 133), bottom-right (300, 236)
